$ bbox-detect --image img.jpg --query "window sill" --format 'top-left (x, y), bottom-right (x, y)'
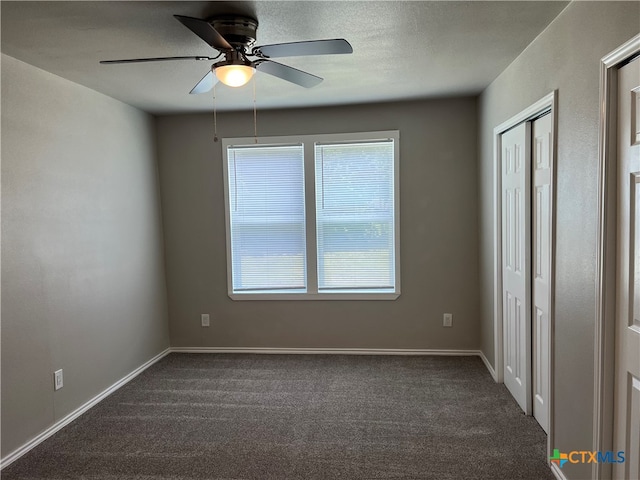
top-left (228, 292), bottom-right (401, 301)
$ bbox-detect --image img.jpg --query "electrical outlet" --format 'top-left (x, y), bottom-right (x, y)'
top-left (443, 313), bottom-right (453, 327)
top-left (54, 369), bottom-right (63, 390)
top-left (201, 314), bottom-right (210, 327)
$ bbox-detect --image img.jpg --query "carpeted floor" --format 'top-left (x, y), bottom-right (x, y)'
top-left (2, 354), bottom-right (554, 479)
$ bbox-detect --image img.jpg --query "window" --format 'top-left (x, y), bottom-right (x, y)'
top-left (222, 131), bottom-right (399, 300)
top-left (226, 144), bottom-right (306, 292)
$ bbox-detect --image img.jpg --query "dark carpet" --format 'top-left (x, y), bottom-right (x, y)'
top-left (2, 354), bottom-right (554, 479)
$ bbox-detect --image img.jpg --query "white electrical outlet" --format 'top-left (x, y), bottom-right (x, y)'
top-left (54, 369), bottom-right (63, 390)
top-left (443, 313), bottom-right (453, 327)
top-left (201, 314), bottom-right (210, 327)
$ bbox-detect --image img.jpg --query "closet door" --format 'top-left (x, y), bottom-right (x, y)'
top-left (532, 113), bottom-right (552, 434)
top-left (501, 122), bottom-right (532, 414)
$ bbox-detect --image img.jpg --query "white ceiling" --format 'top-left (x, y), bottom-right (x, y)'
top-left (1, 1), bottom-right (568, 114)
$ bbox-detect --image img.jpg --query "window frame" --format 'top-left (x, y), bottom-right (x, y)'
top-left (222, 130), bottom-right (400, 300)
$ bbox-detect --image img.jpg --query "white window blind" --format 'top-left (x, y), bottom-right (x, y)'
top-left (227, 144), bottom-right (306, 292)
top-left (315, 140), bottom-right (396, 291)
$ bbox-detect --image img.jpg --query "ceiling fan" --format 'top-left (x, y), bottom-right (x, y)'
top-left (100, 15), bottom-right (353, 93)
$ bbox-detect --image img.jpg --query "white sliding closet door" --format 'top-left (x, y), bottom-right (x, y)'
top-left (501, 122), bottom-right (532, 415)
top-left (532, 113), bottom-right (552, 434)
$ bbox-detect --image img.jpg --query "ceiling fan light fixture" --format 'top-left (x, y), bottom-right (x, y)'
top-left (215, 64), bottom-right (256, 87)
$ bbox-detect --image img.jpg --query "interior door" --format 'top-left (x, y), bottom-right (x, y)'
top-left (532, 113), bottom-right (552, 434)
top-left (501, 122), bottom-right (532, 414)
top-left (614, 55), bottom-right (640, 480)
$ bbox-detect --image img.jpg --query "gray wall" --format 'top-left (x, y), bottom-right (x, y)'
top-left (477, 2), bottom-right (640, 479)
top-left (1, 54), bottom-right (170, 457)
top-left (157, 98), bottom-right (480, 350)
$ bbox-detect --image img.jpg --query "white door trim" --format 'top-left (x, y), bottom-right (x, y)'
top-left (594, 33), bottom-right (640, 480)
top-left (493, 90), bottom-right (557, 457)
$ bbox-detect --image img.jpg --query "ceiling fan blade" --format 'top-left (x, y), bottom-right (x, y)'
top-left (190, 70), bottom-right (218, 94)
top-left (174, 15), bottom-right (232, 51)
top-left (100, 56), bottom-right (217, 65)
top-left (253, 39), bottom-right (352, 58)
top-left (255, 60), bottom-right (322, 88)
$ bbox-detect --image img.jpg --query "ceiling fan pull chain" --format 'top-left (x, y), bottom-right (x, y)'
top-left (213, 83), bottom-right (219, 143)
top-left (253, 77), bottom-right (258, 144)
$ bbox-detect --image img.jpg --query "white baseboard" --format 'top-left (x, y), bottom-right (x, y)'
top-left (550, 462), bottom-right (568, 480)
top-left (170, 347), bottom-right (482, 356)
top-left (0, 348), bottom-right (171, 470)
top-left (478, 350), bottom-right (498, 381)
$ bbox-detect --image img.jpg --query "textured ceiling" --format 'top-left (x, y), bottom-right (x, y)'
top-left (1, 1), bottom-right (569, 114)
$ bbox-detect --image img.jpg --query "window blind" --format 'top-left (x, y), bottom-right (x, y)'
top-left (314, 140), bottom-right (395, 290)
top-left (227, 144), bottom-right (306, 292)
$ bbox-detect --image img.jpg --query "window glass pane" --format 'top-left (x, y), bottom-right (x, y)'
top-left (227, 144), bottom-right (306, 292)
top-left (315, 140), bottom-right (395, 290)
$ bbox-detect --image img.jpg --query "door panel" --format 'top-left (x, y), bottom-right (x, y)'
top-left (625, 376), bottom-right (640, 479)
top-left (532, 113), bottom-right (552, 434)
top-left (614, 55), bottom-right (640, 479)
top-left (501, 122), bottom-right (532, 414)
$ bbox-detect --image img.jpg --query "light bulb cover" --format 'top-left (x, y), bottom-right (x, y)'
top-left (215, 64), bottom-right (256, 87)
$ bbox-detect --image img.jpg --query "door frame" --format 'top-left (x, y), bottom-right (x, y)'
top-left (493, 90), bottom-right (557, 456)
top-left (594, 33), bottom-right (640, 480)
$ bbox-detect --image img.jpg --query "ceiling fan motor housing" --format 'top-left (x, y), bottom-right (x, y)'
top-left (209, 15), bottom-right (259, 49)
top-left (213, 50), bottom-right (253, 70)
